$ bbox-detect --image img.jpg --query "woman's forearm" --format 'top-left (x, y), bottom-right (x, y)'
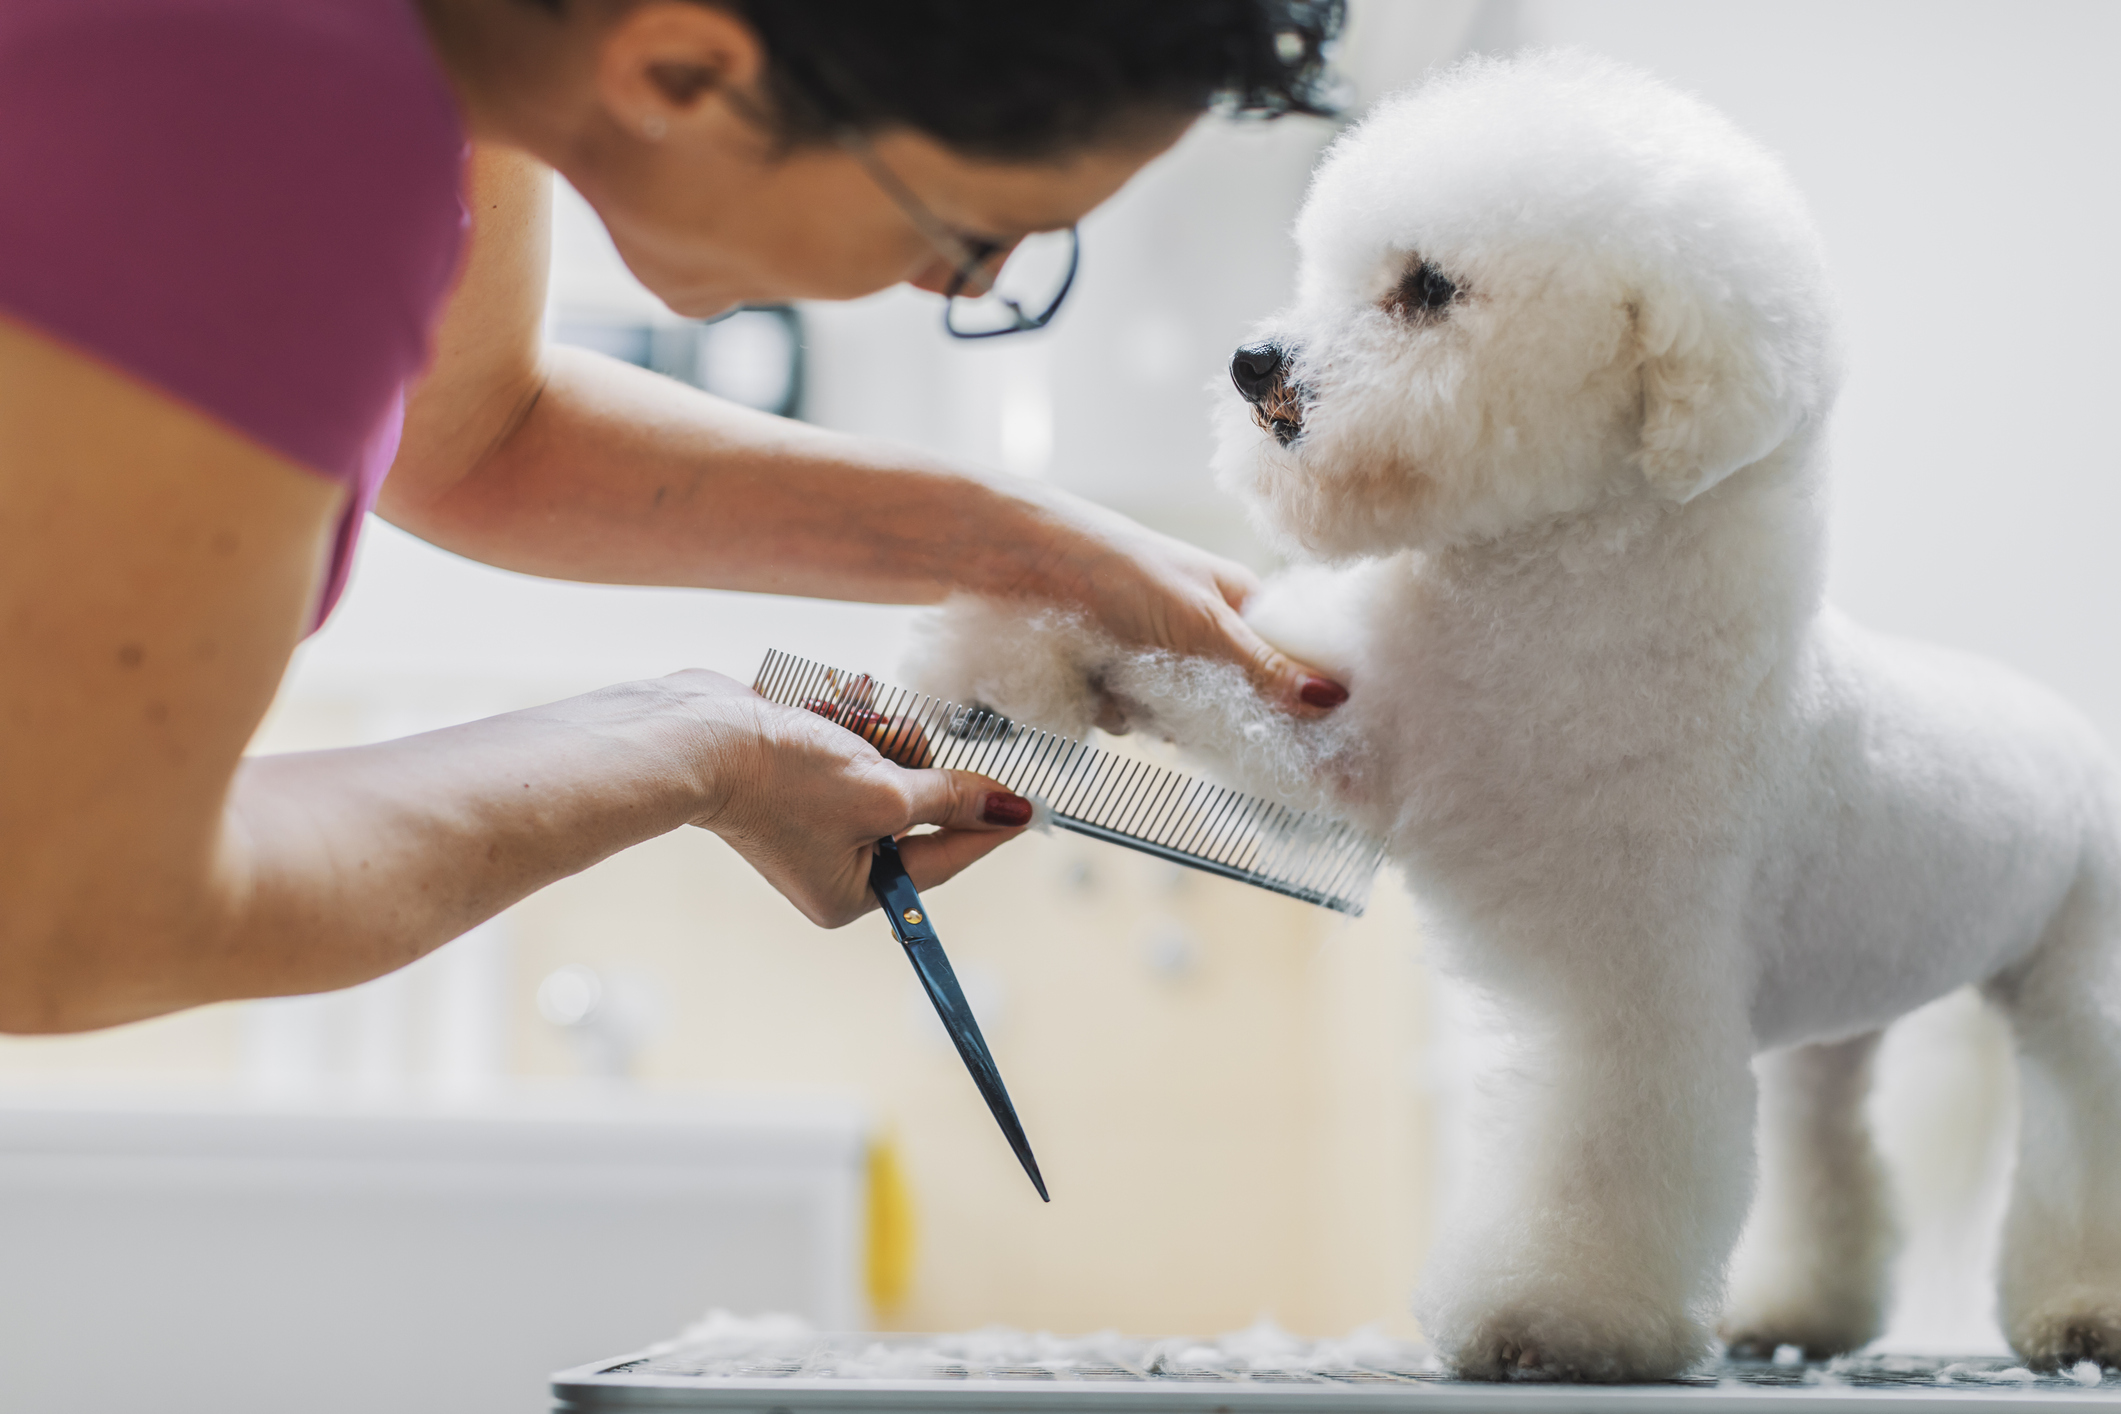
top-left (26, 677), bottom-right (726, 1034)
top-left (220, 681), bottom-right (717, 994)
top-left (383, 343), bottom-right (1089, 605)
top-left (384, 340), bottom-right (1338, 718)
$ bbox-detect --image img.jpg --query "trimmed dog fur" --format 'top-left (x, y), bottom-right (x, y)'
top-left (908, 52), bottom-right (2121, 1379)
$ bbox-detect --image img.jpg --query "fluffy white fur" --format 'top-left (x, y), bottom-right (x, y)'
top-left (907, 52), bottom-right (2121, 1379)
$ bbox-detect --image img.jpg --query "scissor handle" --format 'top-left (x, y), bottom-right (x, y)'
top-left (868, 837), bottom-right (938, 946)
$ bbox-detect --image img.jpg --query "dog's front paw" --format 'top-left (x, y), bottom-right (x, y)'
top-left (1430, 1294), bottom-right (1712, 1383)
top-left (2008, 1287), bottom-right (2121, 1371)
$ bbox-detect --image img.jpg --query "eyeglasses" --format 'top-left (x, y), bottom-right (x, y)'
top-left (833, 127), bottom-right (1080, 340)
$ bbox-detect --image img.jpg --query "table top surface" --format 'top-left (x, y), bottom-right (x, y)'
top-left (554, 1337), bottom-right (2120, 1412)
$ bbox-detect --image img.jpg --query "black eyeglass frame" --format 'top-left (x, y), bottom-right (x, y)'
top-left (830, 128), bottom-right (1081, 340)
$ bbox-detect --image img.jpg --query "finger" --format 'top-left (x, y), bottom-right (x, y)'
top-left (865, 713), bottom-right (936, 769)
top-left (1213, 561), bottom-right (1265, 612)
top-left (800, 697), bottom-right (937, 768)
top-left (897, 767), bottom-right (1035, 833)
top-left (1217, 606), bottom-right (1347, 715)
top-left (895, 825), bottom-right (1023, 891)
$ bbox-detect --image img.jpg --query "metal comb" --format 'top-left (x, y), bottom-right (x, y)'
top-left (753, 649), bottom-right (1386, 916)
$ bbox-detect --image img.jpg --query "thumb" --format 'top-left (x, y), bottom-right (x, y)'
top-left (897, 768), bottom-right (1036, 834)
top-left (892, 768), bottom-right (1036, 893)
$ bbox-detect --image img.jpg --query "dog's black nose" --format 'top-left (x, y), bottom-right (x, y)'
top-left (1230, 342), bottom-right (1285, 403)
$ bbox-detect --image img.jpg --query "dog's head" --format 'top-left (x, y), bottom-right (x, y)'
top-left (1215, 50), bottom-right (1839, 558)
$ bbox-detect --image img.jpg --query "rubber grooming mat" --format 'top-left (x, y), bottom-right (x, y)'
top-left (555, 1335), bottom-right (2121, 1411)
top-left (754, 649), bottom-right (1387, 916)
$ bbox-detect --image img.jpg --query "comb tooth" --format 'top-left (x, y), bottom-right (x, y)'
top-left (921, 694), bottom-right (954, 767)
top-left (995, 718), bottom-right (1047, 795)
top-left (1118, 761), bottom-right (1175, 841)
top-left (1146, 767), bottom-right (1194, 848)
top-left (1045, 732), bottom-right (1094, 809)
top-left (993, 723), bottom-right (1035, 788)
top-left (970, 710), bottom-right (1014, 778)
top-left (1172, 779), bottom-right (1229, 862)
top-left (1047, 742), bottom-right (1093, 817)
top-left (1157, 777), bottom-right (1207, 859)
top-left (1199, 788), bottom-right (1254, 867)
top-left (1128, 764), bottom-right (1179, 845)
top-left (1255, 801), bottom-right (1289, 877)
top-left (1079, 756), bottom-right (1137, 831)
top-left (1323, 823), bottom-right (1361, 893)
top-left (1098, 758), bottom-right (1154, 834)
top-left (1238, 803), bottom-right (1276, 882)
top-left (1050, 738), bottom-right (1101, 819)
top-left (1174, 782), bottom-right (1225, 861)
top-left (1021, 728), bottom-right (1069, 805)
top-left (1231, 803), bottom-right (1272, 881)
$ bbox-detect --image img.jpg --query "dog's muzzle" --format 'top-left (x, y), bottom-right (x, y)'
top-left (1230, 342), bottom-right (1306, 447)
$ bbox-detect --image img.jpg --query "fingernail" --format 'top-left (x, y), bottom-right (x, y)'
top-left (981, 792), bottom-right (1034, 827)
top-left (1299, 677), bottom-right (1349, 708)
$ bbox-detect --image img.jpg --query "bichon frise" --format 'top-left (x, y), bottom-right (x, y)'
top-left (908, 52), bottom-right (2121, 1380)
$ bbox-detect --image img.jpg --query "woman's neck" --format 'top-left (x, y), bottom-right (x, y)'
top-left (415, 0), bottom-right (597, 156)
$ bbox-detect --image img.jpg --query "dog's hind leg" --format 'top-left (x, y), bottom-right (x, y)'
top-left (1987, 870), bottom-right (2121, 1370)
top-left (1721, 1031), bottom-right (1896, 1359)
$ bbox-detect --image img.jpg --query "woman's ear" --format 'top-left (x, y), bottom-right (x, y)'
top-left (1633, 281), bottom-right (1806, 503)
top-left (594, 2), bottom-right (768, 143)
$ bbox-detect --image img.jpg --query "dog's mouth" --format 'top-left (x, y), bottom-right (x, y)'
top-left (1250, 378), bottom-right (1308, 447)
top-left (1230, 341), bottom-right (1309, 447)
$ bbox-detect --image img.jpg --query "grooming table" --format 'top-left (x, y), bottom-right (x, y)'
top-left (554, 1335), bottom-right (2121, 1412)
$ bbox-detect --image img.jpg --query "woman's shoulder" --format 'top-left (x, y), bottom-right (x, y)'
top-left (0, 0), bottom-right (463, 198)
top-left (0, 0), bottom-right (468, 487)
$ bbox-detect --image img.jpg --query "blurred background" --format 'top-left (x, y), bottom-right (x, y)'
top-left (2, 2), bottom-right (2116, 1410)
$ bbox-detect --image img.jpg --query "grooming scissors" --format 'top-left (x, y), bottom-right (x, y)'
top-left (868, 836), bottom-right (1048, 1201)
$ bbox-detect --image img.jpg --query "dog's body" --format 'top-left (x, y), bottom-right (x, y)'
top-left (910, 53), bottom-right (2121, 1379)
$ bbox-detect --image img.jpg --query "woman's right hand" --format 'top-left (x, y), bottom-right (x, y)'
top-left (674, 671), bottom-right (1033, 927)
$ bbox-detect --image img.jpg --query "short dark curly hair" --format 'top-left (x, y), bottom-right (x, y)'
top-left (522, 1), bottom-right (1346, 158)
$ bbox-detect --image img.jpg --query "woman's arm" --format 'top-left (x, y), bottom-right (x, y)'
top-left (0, 317), bottom-right (1021, 1035)
top-left (384, 149), bottom-right (1342, 713)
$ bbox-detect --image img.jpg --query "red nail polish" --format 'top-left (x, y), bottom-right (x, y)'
top-left (982, 792), bottom-right (1034, 827)
top-left (1299, 677), bottom-right (1349, 708)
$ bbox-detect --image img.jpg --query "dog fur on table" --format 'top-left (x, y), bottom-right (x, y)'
top-left (907, 52), bottom-right (2121, 1383)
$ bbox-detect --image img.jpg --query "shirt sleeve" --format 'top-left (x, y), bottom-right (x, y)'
top-left (0, 0), bottom-right (467, 483)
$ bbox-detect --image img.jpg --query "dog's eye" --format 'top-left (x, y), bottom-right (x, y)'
top-left (1389, 259), bottom-right (1458, 321)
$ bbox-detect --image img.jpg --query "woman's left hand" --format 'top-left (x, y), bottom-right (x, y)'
top-left (1010, 494), bottom-right (1348, 728)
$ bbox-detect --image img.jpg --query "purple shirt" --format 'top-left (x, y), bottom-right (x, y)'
top-left (0, 0), bottom-right (467, 627)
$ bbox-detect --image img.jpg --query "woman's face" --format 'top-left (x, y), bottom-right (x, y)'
top-left (566, 120), bottom-right (1185, 320)
top-left (537, 2), bottom-right (1192, 320)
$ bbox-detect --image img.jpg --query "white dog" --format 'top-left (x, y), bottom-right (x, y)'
top-left (909, 52), bottom-right (2121, 1380)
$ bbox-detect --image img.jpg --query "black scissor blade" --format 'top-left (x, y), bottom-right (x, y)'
top-left (900, 936), bottom-right (1049, 1202)
top-left (868, 837), bottom-right (1047, 1202)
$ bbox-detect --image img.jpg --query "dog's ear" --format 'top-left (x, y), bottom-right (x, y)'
top-left (1634, 284), bottom-right (1804, 503)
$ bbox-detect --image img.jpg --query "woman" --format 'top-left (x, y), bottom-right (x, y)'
top-left (0, 0), bottom-right (1346, 1034)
